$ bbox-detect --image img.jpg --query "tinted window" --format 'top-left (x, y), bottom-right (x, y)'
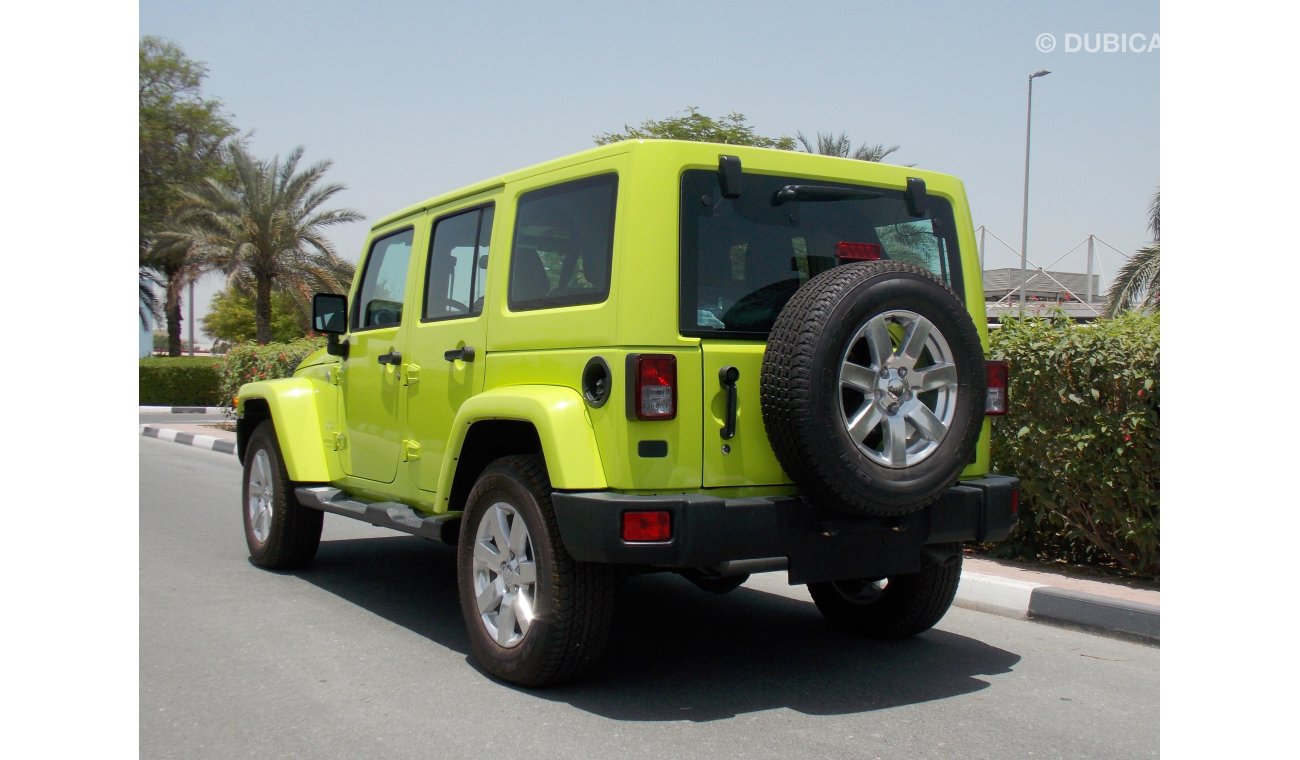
top-left (509, 174), bottom-right (618, 311)
top-left (679, 170), bottom-right (963, 338)
top-left (424, 205), bottom-right (493, 321)
top-left (354, 228), bottom-right (414, 330)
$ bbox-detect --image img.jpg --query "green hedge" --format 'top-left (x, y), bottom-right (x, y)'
top-left (139, 356), bottom-right (222, 406)
top-left (988, 312), bottom-right (1159, 579)
top-left (216, 338), bottom-right (326, 407)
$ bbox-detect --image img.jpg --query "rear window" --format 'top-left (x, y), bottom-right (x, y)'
top-left (679, 169), bottom-right (963, 338)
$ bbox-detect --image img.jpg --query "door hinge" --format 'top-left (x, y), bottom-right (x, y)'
top-left (331, 432), bottom-right (346, 451)
top-left (403, 363), bottom-right (420, 386)
top-left (402, 439), bottom-right (421, 461)
top-left (329, 367), bottom-right (343, 385)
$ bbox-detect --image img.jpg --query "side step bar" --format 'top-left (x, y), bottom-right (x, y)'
top-left (294, 486), bottom-right (461, 545)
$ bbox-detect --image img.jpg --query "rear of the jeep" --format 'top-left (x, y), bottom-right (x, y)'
top-left (543, 140), bottom-right (1019, 644)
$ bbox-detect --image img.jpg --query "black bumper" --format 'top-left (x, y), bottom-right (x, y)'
top-left (551, 475), bottom-right (1019, 585)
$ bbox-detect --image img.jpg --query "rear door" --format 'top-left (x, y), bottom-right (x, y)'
top-left (405, 202), bottom-right (495, 495)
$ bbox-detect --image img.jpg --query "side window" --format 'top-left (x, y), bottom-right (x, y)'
top-left (354, 228), bottom-right (414, 330)
top-left (509, 174), bottom-right (617, 311)
top-left (424, 205), bottom-right (493, 321)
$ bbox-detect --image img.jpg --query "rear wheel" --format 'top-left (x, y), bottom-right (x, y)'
top-left (457, 455), bottom-right (616, 687)
top-left (807, 545), bottom-right (963, 638)
top-left (242, 421), bottom-right (323, 569)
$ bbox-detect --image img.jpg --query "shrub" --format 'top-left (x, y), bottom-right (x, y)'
top-left (214, 338), bottom-right (327, 408)
top-left (139, 356), bottom-right (222, 406)
top-left (988, 312), bottom-right (1159, 579)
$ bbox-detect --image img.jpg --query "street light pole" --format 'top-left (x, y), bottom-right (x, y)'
top-left (1019, 69), bottom-right (1051, 312)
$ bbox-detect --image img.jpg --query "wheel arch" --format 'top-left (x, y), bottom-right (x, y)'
top-left (436, 385), bottom-right (608, 512)
top-left (235, 379), bottom-right (336, 483)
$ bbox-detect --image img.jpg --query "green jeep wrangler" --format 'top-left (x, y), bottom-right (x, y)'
top-left (236, 139), bottom-right (1019, 687)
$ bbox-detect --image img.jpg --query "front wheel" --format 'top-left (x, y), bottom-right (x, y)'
top-left (242, 421), bottom-right (323, 569)
top-left (456, 455), bottom-right (616, 687)
top-left (807, 545), bottom-right (963, 638)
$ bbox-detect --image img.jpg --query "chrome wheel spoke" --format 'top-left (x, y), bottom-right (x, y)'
top-left (864, 317), bottom-right (894, 366)
top-left (882, 414), bottom-right (910, 467)
top-left (896, 318), bottom-right (934, 369)
top-left (474, 538), bottom-right (504, 571)
top-left (840, 362), bottom-right (876, 392)
top-left (496, 592), bottom-right (519, 645)
top-left (846, 402), bottom-right (884, 443)
top-left (508, 515), bottom-right (530, 556)
top-left (906, 400), bottom-right (949, 443)
top-left (515, 560), bottom-right (537, 585)
top-left (476, 577), bottom-right (504, 614)
top-left (512, 593), bottom-right (534, 636)
top-left (912, 362), bottom-right (957, 393)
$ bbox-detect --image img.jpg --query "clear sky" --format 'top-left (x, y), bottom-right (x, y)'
top-left (139, 0), bottom-right (1159, 344)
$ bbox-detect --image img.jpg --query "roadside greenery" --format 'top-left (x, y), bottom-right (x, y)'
top-left (139, 356), bottom-right (222, 406)
top-left (216, 338), bottom-right (326, 407)
top-left (203, 288), bottom-right (306, 344)
top-left (988, 312), bottom-right (1160, 579)
top-left (139, 36), bottom-right (237, 352)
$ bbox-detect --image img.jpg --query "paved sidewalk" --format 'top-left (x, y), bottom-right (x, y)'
top-left (141, 420), bottom-right (1159, 643)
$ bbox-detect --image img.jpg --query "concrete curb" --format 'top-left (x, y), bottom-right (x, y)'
top-left (140, 425), bottom-right (236, 455)
top-left (954, 572), bottom-right (1158, 642)
top-left (140, 406), bottom-right (231, 414)
top-left (140, 423), bottom-right (1158, 643)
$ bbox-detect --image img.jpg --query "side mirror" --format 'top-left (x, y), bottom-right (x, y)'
top-left (313, 293), bottom-right (347, 334)
top-left (313, 293), bottom-right (349, 358)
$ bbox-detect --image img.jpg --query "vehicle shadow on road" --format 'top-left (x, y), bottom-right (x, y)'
top-left (294, 535), bottom-right (1022, 722)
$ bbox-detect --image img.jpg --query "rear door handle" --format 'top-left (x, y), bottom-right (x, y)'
top-left (444, 346), bottom-right (476, 363)
top-left (378, 350), bottom-right (402, 365)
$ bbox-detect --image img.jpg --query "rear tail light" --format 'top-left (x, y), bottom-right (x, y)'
top-left (985, 360), bottom-right (1009, 415)
top-left (835, 241), bottom-right (883, 262)
top-left (629, 354), bottom-right (677, 420)
top-left (622, 511), bottom-right (672, 542)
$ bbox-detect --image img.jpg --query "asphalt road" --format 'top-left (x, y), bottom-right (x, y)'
top-left (141, 438), bottom-right (1159, 760)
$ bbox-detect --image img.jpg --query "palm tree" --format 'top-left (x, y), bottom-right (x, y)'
top-left (796, 131), bottom-right (900, 162)
top-left (1104, 189), bottom-right (1160, 317)
top-left (176, 145), bottom-right (362, 343)
top-left (139, 265), bottom-right (162, 332)
top-left (145, 230), bottom-right (209, 355)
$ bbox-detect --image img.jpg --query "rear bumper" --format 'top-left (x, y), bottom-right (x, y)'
top-left (551, 475), bottom-right (1019, 585)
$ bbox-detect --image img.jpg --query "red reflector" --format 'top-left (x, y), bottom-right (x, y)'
top-left (622, 511), bottom-right (672, 542)
top-left (985, 360), bottom-right (1009, 415)
top-left (635, 354), bottom-right (677, 420)
top-left (835, 241), bottom-right (882, 261)
top-left (1010, 489), bottom-right (1020, 517)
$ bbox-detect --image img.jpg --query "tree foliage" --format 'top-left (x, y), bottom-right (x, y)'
top-left (595, 107), bottom-right (796, 149)
top-left (795, 131), bottom-right (900, 162)
top-left (174, 144), bottom-right (361, 343)
top-left (202, 287), bottom-right (306, 344)
top-left (1104, 189), bottom-right (1160, 317)
top-left (139, 36), bottom-right (237, 347)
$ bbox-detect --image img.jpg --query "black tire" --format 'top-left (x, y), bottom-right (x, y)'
top-left (242, 421), bottom-right (323, 569)
top-left (807, 545), bottom-right (963, 638)
top-left (456, 455), bottom-right (617, 688)
top-left (761, 261), bottom-right (985, 516)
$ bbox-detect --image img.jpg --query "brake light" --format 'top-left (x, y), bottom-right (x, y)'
top-left (632, 354), bottom-right (677, 420)
top-left (622, 511), bottom-right (672, 542)
top-left (835, 242), bottom-right (883, 262)
top-left (985, 360), bottom-right (1009, 415)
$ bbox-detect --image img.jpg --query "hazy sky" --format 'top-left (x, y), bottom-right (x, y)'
top-left (139, 0), bottom-right (1158, 343)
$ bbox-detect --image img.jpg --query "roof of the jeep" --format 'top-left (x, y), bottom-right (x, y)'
top-left (371, 139), bottom-right (964, 231)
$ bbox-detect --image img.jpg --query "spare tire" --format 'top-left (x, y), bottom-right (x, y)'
top-left (760, 261), bottom-right (985, 517)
